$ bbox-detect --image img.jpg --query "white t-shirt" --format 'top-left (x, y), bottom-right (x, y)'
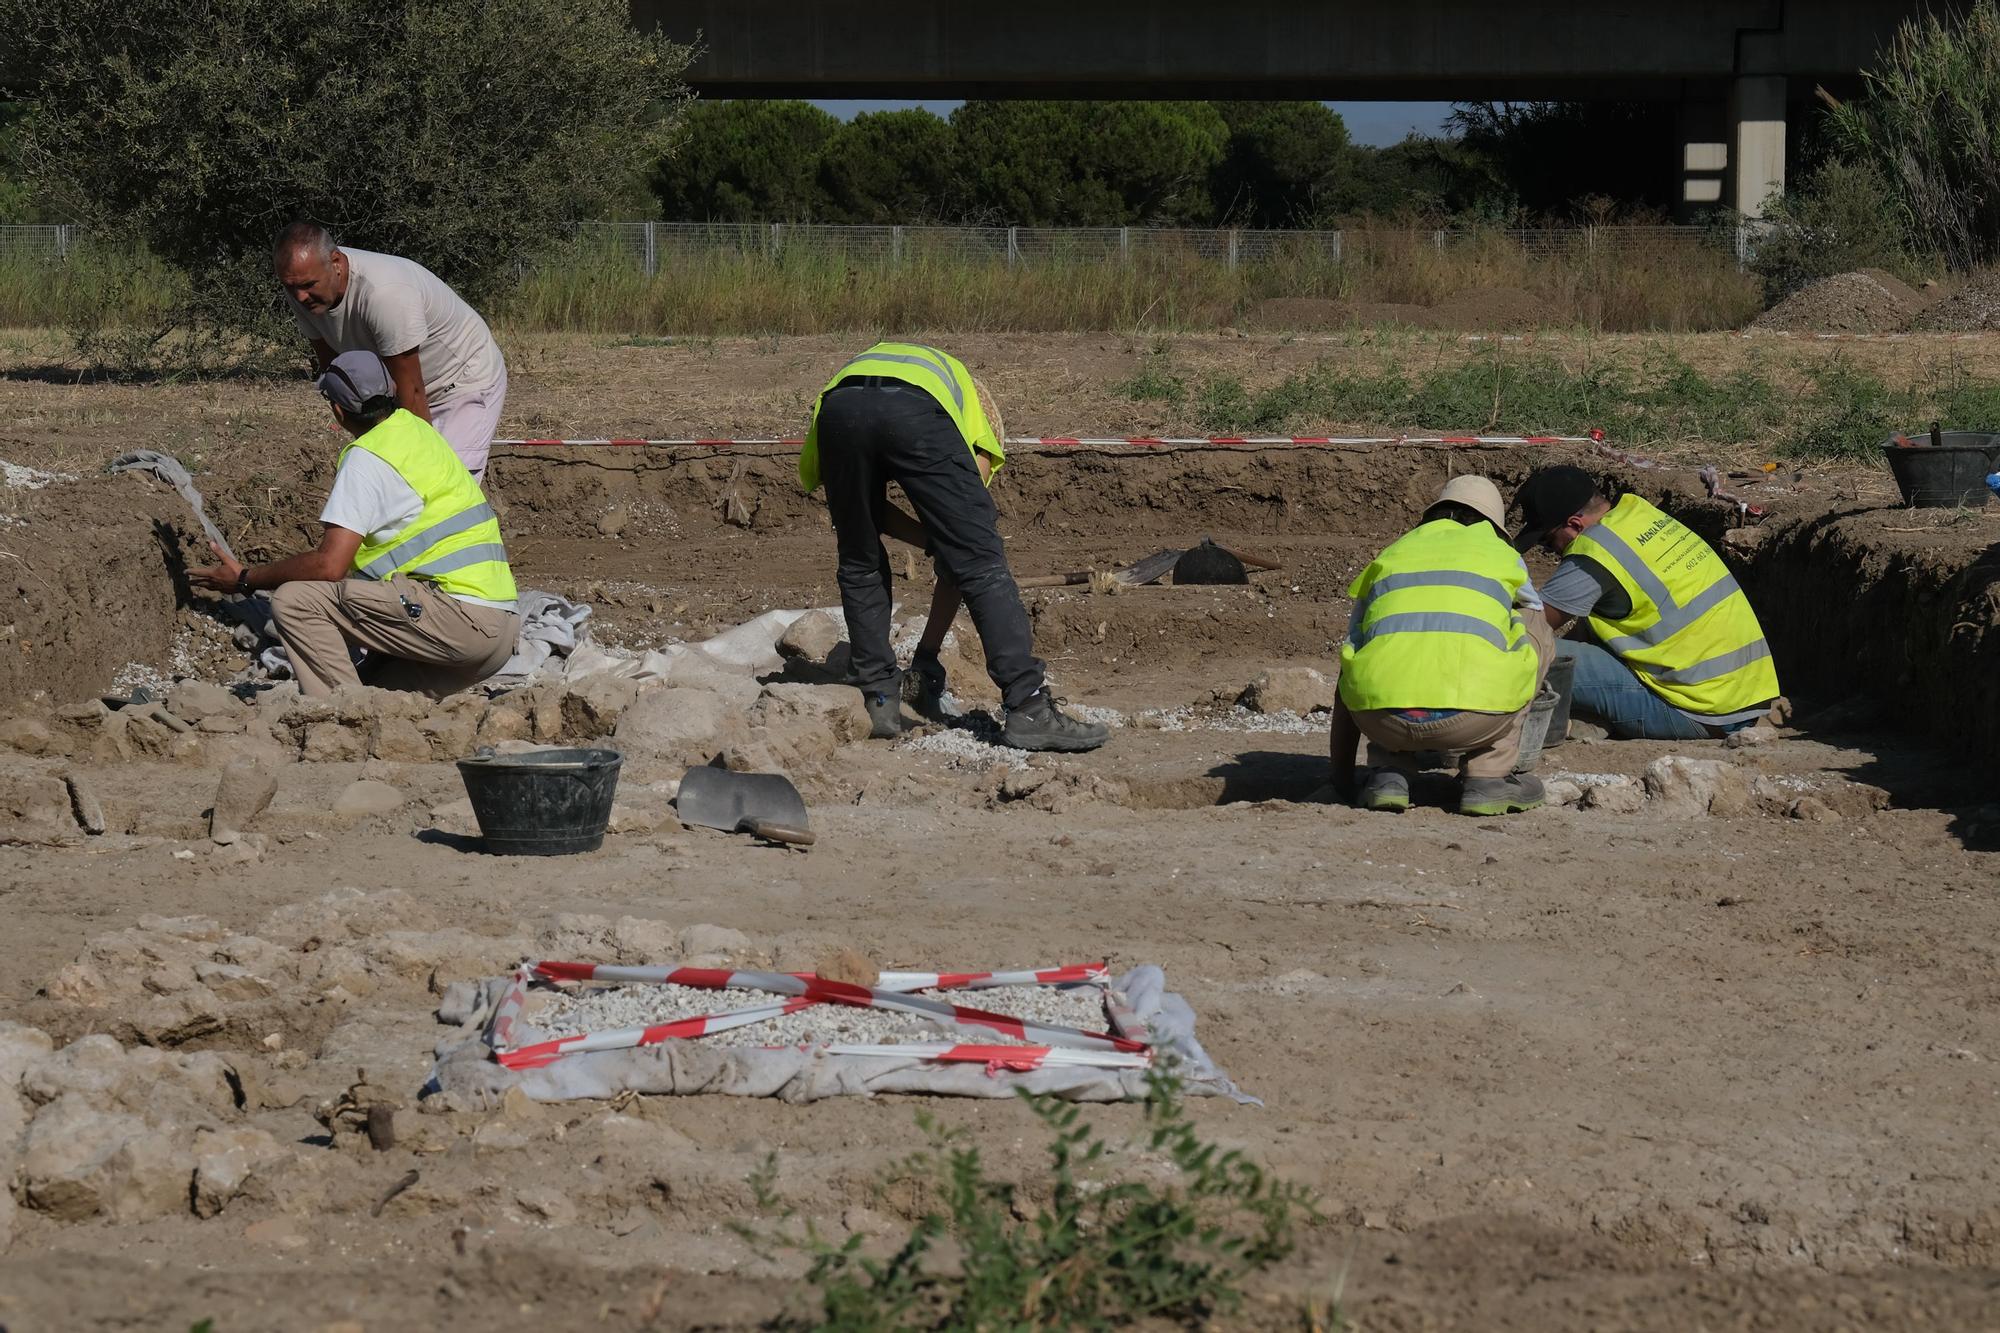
top-left (321, 449), bottom-right (515, 611)
top-left (292, 247), bottom-right (505, 407)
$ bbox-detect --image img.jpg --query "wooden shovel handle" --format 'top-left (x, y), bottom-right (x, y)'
top-left (1214, 544), bottom-right (1284, 571)
top-left (743, 819), bottom-right (816, 848)
top-left (1016, 571), bottom-right (1091, 589)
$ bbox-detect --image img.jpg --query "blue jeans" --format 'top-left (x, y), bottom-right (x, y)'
top-left (1556, 640), bottom-right (1748, 741)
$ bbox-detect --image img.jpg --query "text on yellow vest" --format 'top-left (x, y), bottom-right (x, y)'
top-left (1567, 493), bottom-right (1777, 716)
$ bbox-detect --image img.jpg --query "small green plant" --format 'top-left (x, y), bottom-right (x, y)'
top-left (1117, 354), bottom-right (1187, 404)
top-left (737, 1069), bottom-right (1317, 1331)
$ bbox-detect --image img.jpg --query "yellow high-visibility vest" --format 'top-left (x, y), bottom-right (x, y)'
top-left (339, 409), bottom-right (516, 603)
top-left (1338, 518), bottom-right (1538, 713)
top-left (1567, 494), bottom-right (1777, 717)
top-left (799, 341), bottom-right (1004, 492)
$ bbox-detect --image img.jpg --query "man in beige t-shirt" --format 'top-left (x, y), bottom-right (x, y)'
top-left (274, 221), bottom-right (508, 480)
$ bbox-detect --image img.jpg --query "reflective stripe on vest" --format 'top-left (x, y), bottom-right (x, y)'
top-left (1338, 520), bottom-right (1538, 714)
top-left (799, 341), bottom-right (1002, 492)
top-left (1569, 494), bottom-right (1777, 717)
top-left (341, 410), bottom-right (517, 604)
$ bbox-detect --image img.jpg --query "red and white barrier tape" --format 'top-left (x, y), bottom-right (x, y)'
top-left (496, 960), bottom-right (1138, 1072)
top-left (495, 433), bottom-right (1602, 450)
top-left (823, 1043), bottom-right (1153, 1074)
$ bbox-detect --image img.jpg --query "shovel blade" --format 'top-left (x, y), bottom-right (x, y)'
top-left (677, 765), bottom-right (810, 838)
top-left (1110, 548), bottom-right (1185, 586)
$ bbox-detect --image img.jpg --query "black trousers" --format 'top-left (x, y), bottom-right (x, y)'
top-left (815, 382), bottom-right (1044, 711)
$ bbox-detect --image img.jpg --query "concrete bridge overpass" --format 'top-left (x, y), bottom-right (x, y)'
top-left (636, 1), bottom-right (1931, 214)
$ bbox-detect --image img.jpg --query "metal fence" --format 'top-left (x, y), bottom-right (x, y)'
top-left (0, 220), bottom-right (1754, 272)
top-left (576, 221), bottom-right (1754, 273)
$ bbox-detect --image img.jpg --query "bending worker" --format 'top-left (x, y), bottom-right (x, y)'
top-left (274, 221), bottom-right (508, 481)
top-left (190, 351), bottom-right (519, 698)
top-left (1512, 465), bottom-right (1778, 739)
top-left (1329, 476), bottom-right (1554, 816)
top-left (801, 341), bottom-right (1107, 752)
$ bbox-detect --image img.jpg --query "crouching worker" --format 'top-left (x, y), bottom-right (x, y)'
top-left (190, 350), bottom-right (519, 698)
top-left (802, 341), bottom-right (1106, 751)
top-left (1512, 466), bottom-right (1779, 739)
top-left (1328, 476), bottom-right (1554, 816)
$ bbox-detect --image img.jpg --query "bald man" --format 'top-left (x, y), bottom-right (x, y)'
top-left (273, 221), bottom-right (508, 481)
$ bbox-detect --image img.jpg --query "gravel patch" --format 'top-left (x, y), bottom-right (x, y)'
top-left (1, 458), bottom-right (73, 490)
top-left (1140, 704), bottom-right (1325, 735)
top-left (526, 981), bottom-right (1111, 1048)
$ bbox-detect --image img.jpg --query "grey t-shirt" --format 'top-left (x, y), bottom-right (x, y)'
top-left (292, 247), bottom-right (504, 407)
top-left (1540, 554), bottom-right (1632, 621)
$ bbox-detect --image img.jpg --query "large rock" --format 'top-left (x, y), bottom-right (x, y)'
top-left (418, 705), bottom-right (480, 760)
top-left (1643, 756), bottom-right (1752, 818)
top-left (615, 687), bottom-right (740, 759)
top-left (17, 1098), bottom-right (191, 1222)
top-left (211, 756), bottom-right (279, 838)
top-left (166, 680), bottom-right (243, 723)
top-left (0, 774), bottom-right (79, 845)
top-left (191, 1127), bottom-right (287, 1219)
top-left (0, 717), bottom-right (56, 756)
top-left (333, 779), bottom-right (407, 820)
top-left (749, 683), bottom-right (873, 745)
top-left (561, 676), bottom-right (643, 737)
top-left (1237, 667), bottom-right (1337, 716)
top-left (0, 1021), bottom-right (54, 1090)
top-left (0, 1085), bottom-right (28, 1152)
top-left (653, 651), bottom-right (763, 708)
top-left (1578, 776), bottom-right (1645, 814)
top-left (776, 610), bottom-right (843, 664)
top-left (21, 1036), bottom-right (241, 1118)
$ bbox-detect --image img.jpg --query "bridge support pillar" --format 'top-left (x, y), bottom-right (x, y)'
top-left (1729, 74), bottom-right (1788, 217)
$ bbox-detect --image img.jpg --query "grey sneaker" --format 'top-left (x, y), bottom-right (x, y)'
top-left (863, 690), bottom-right (903, 740)
top-left (1002, 689), bottom-right (1108, 753)
top-left (1356, 768), bottom-right (1410, 813)
top-left (1458, 773), bottom-right (1545, 817)
top-left (904, 653), bottom-right (948, 717)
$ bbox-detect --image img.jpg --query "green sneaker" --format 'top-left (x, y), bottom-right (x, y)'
top-left (1357, 769), bottom-right (1410, 812)
top-left (1458, 774), bottom-right (1545, 816)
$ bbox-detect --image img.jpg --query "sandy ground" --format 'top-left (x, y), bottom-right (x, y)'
top-left (0, 333), bottom-right (1998, 1331)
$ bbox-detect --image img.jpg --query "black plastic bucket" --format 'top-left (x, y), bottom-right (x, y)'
top-left (1543, 654), bottom-right (1577, 747)
top-left (1882, 431), bottom-right (2000, 508)
top-left (455, 747), bottom-right (622, 856)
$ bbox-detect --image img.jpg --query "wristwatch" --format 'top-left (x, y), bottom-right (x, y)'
top-left (234, 567), bottom-right (253, 595)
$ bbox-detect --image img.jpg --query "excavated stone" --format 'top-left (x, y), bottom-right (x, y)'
top-left (776, 610), bottom-right (843, 663)
top-left (17, 1098), bottom-right (191, 1222)
top-left (0, 1022), bottom-right (55, 1090)
top-left (1237, 667), bottom-right (1337, 716)
top-left (166, 680), bottom-right (244, 722)
top-left (750, 683), bottom-right (873, 745)
top-left (211, 757), bottom-right (280, 838)
top-left (333, 779), bottom-right (407, 820)
top-left (1579, 776), bottom-right (1645, 814)
top-left (0, 774), bottom-right (78, 844)
top-left (0, 717), bottom-right (56, 755)
top-left (615, 686), bottom-right (740, 759)
top-left (561, 676), bottom-right (643, 737)
top-left (61, 772), bottom-right (106, 835)
top-left (192, 1127), bottom-right (287, 1219)
top-left (1643, 756), bottom-right (1752, 818)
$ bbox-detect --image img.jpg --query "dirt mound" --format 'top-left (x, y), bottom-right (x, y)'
top-left (1428, 286), bottom-right (1556, 331)
top-left (1751, 269), bottom-right (1928, 333)
top-left (1244, 298), bottom-right (1431, 331)
top-left (1909, 269), bottom-right (2000, 331)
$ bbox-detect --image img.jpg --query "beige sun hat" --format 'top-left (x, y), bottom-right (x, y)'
top-left (1432, 474), bottom-right (1507, 531)
top-left (971, 375), bottom-right (1005, 454)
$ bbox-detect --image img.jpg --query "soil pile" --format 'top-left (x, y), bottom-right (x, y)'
top-left (1428, 286), bottom-right (1556, 331)
top-left (1908, 269), bottom-right (2000, 331)
top-left (1244, 288), bottom-right (1552, 333)
top-left (1751, 269), bottom-right (1928, 333)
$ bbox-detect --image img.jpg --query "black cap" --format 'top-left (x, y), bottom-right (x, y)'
top-left (1512, 465), bottom-right (1602, 551)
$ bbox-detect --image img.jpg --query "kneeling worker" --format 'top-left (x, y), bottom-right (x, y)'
top-left (802, 341), bottom-right (1106, 751)
top-left (1512, 466), bottom-right (1778, 739)
top-left (190, 350), bottom-right (519, 698)
top-left (1329, 476), bottom-right (1554, 816)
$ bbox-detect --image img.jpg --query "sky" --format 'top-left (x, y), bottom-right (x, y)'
top-left (807, 100), bottom-right (1456, 147)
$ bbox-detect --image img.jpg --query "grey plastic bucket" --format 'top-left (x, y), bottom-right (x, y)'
top-left (1512, 680), bottom-right (1560, 774)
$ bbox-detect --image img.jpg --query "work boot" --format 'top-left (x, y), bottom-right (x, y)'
top-left (904, 652), bottom-right (949, 717)
top-left (863, 690), bottom-right (903, 740)
top-left (1458, 773), bottom-right (1546, 817)
top-left (1002, 688), bottom-right (1109, 753)
top-left (1356, 768), bottom-right (1410, 813)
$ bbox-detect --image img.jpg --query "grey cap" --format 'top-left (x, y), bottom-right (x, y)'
top-left (316, 350), bottom-right (395, 413)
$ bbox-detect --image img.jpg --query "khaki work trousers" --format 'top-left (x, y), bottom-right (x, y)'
top-left (270, 576), bottom-right (518, 699)
top-left (1351, 614), bottom-right (1556, 780)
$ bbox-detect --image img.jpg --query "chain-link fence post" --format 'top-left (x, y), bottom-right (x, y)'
top-left (1006, 226), bottom-right (1019, 267)
top-left (891, 225), bottom-right (904, 265)
top-left (1226, 230), bottom-right (1240, 271)
top-left (643, 222), bottom-right (657, 277)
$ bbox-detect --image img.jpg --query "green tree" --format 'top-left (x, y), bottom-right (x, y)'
top-left (0, 102), bottom-right (35, 224)
top-left (1, 0), bottom-right (689, 342)
top-left (1748, 159), bottom-right (1912, 302)
top-left (1212, 101), bottom-right (1352, 225)
top-left (819, 108), bottom-right (959, 223)
top-left (952, 101), bottom-right (1226, 225)
top-left (1445, 102), bottom-right (1682, 221)
top-left (653, 100), bottom-right (840, 222)
top-left (1827, 0), bottom-right (2000, 270)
